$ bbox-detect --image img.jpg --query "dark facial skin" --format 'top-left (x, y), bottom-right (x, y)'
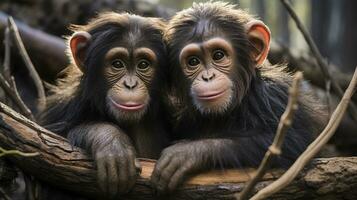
top-left (40, 12), bottom-right (169, 199)
top-left (104, 47), bottom-right (157, 121)
top-left (150, 2), bottom-right (322, 194)
top-left (179, 37), bottom-right (235, 114)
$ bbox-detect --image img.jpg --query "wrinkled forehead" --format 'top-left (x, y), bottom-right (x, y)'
top-left (89, 25), bottom-right (160, 56)
top-left (170, 19), bottom-right (230, 51)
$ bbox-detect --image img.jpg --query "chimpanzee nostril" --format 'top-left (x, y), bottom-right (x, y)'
top-left (202, 71), bottom-right (216, 82)
top-left (124, 79), bottom-right (138, 89)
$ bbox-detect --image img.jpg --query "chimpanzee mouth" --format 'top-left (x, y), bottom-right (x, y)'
top-left (197, 89), bottom-right (227, 101)
top-left (109, 98), bottom-right (145, 111)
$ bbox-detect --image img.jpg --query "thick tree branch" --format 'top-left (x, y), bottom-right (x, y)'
top-left (0, 102), bottom-right (357, 199)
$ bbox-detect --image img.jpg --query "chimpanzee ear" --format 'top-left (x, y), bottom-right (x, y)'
top-left (69, 31), bottom-right (92, 72)
top-left (245, 20), bottom-right (271, 66)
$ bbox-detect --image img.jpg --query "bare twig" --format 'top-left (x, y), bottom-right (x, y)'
top-left (237, 72), bottom-right (303, 200)
top-left (0, 187), bottom-right (11, 200)
top-left (280, 0), bottom-right (357, 122)
top-left (0, 146), bottom-right (39, 157)
top-left (251, 67), bottom-right (357, 200)
top-left (2, 27), bottom-right (11, 81)
top-left (7, 17), bottom-right (46, 111)
top-left (0, 73), bottom-right (34, 120)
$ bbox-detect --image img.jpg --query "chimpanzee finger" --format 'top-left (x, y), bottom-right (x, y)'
top-left (126, 153), bottom-right (137, 192)
top-left (96, 157), bottom-right (108, 194)
top-left (155, 158), bottom-right (181, 193)
top-left (150, 154), bottom-right (172, 187)
top-left (106, 157), bottom-right (119, 198)
top-left (167, 162), bottom-right (192, 192)
top-left (117, 154), bottom-right (129, 194)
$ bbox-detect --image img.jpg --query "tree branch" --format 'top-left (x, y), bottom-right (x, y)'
top-left (0, 146), bottom-right (39, 157)
top-left (2, 27), bottom-right (11, 81)
top-left (251, 66), bottom-right (357, 200)
top-left (7, 16), bottom-right (46, 111)
top-left (280, 0), bottom-right (357, 122)
top-left (0, 102), bottom-right (357, 199)
top-left (0, 73), bottom-right (33, 119)
top-left (238, 72), bottom-right (303, 200)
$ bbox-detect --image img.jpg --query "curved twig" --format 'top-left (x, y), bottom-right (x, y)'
top-left (0, 73), bottom-right (34, 120)
top-left (0, 146), bottom-right (39, 157)
top-left (280, 0), bottom-right (357, 122)
top-left (237, 72), bottom-right (303, 200)
top-left (7, 17), bottom-right (46, 111)
top-left (251, 67), bottom-right (357, 200)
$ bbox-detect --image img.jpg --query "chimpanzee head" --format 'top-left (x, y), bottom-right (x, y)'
top-left (68, 12), bottom-right (167, 121)
top-left (165, 2), bottom-right (270, 114)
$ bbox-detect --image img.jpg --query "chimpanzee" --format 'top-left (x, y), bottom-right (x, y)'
top-left (150, 2), bottom-right (326, 193)
top-left (40, 12), bottom-right (169, 198)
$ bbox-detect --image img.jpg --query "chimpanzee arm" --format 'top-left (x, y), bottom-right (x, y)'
top-left (68, 123), bottom-right (138, 198)
top-left (151, 129), bottom-right (309, 193)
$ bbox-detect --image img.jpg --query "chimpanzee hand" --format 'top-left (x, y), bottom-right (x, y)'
top-left (150, 141), bottom-right (209, 193)
top-left (94, 136), bottom-right (138, 198)
top-left (69, 123), bottom-right (139, 199)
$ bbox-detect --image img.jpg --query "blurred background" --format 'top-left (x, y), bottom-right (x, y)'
top-left (0, 0), bottom-right (356, 156)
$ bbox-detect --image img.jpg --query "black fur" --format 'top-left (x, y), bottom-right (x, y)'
top-left (40, 13), bottom-right (169, 149)
top-left (166, 2), bottom-right (325, 168)
top-left (150, 2), bottom-right (326, 194)
top-left (39, 12), bottom-right (170, 197)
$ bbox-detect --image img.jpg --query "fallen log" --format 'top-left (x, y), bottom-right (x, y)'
top-left (0, 102), bottom-right (357, 199)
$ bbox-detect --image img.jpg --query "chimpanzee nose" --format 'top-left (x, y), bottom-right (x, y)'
top-left (202, 70), bottom-right (216, 82)
top-left (124, 77), bottom-right (138, 89)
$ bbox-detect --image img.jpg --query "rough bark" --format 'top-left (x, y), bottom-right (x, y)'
top-left (0, 102), bottom-right (357, 199)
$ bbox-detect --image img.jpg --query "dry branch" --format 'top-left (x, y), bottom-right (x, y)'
top-left (7, 17), bottom-right (46, 111)
top-left (238, 72), bottom-right (302, 200)
top-left (2, 27), bottom-right (11, 80)
top-left (0, 73), bottom-right (33, 119)
top-left (0, 11), bottom-right (68, 77)
top-left (251, 66), bottom-right (357, 200)
top-left (280, 0), bottom-right (357, 121)
top-left (0, 103), bottom-right (357, 199)
top-left (269, 41), bottom-right (352, 90)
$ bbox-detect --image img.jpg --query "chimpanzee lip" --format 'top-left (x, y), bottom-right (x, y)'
top-left (110, 98), bottom-right (145, 111)
top-left (197, 89), bottom-right (226, 100)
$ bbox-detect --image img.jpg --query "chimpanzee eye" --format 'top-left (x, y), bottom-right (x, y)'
top-left (187, 56), bottom-right (201, 67)
top-left (137, 60), bottom-right (150, 70)
top-left (212, 50), bottom-right (225, 61)
top-left (111, 59), bottom-right (125, 69)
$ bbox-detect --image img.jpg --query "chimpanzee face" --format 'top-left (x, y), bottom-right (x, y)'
top-left (179, 37), bottom-right (236, 114)
top-left (165, 5), bottom-right (271, 115)
top-left (69, 13), bottom-right (166, 122)
top-left (104, 46), bottom-right (158, 121)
